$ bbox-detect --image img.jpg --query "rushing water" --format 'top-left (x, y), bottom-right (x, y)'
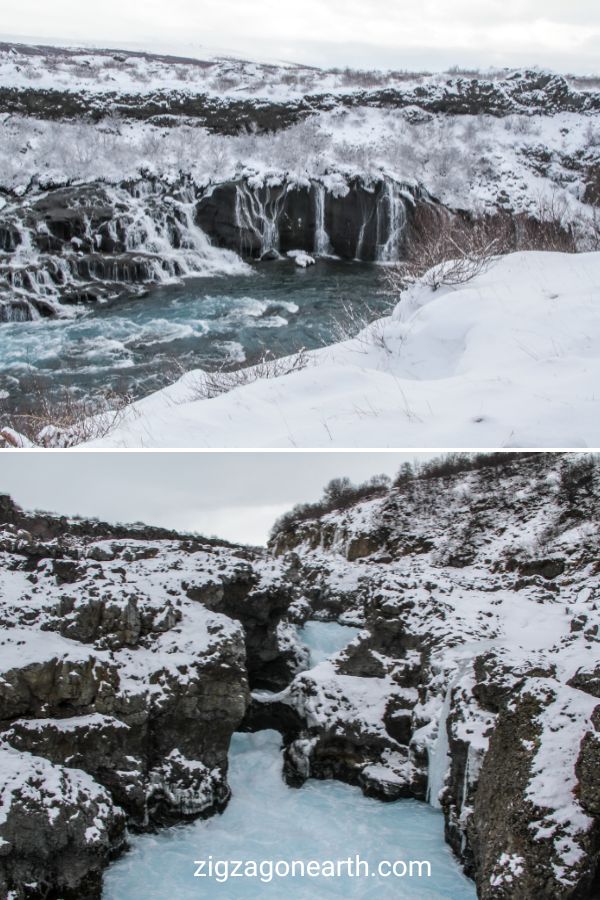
top-left (103, 622), bottom-right (475, 899)
top-left (0, 260), bottom-right (390, 415)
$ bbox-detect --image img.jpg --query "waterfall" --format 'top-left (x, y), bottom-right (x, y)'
top-left (313, 183), bottom-right (332, 256)
top-left (355, 220), bottom-right (368, 261)
top-left (0, 180), bottom-right (248, 321)
top-left (426, 686), bottom-right (452, 808)
top-left (234, 181), bottom-right (286, 258)
top-left (375, 181), bottom-right (407, 263)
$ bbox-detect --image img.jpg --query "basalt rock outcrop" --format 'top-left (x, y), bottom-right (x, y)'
top-left (0, 497), bottom-right (301, 899)
top-left (196, 177), bottom-right (426, 261)
top-left (0, 174), bottom-right (426, 321)
top-left (1, 68), bottom-right (598, 133)
top-left (263, 453), bottom-right (600, 899)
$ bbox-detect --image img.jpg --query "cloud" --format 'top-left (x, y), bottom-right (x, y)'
top-left (1, 0), bottom-right (599, 72)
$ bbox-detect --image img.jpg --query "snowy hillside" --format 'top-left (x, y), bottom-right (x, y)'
top-left (1, 43), bottom-right (599, 223)
top-left (77, 251), bottom-right (600, 449)
top-left (264, 452), bottom-right (600, 898)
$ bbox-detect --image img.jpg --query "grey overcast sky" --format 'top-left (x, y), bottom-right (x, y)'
top-left (1, 1), bottom-right (599, 73)
top-left (0, 452), bottom-right (432, 545)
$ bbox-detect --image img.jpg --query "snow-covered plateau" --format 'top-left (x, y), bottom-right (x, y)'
top-left (78, 251), bottom-right (600, 448)
top-left (0, 452), bottom-right (598, 898)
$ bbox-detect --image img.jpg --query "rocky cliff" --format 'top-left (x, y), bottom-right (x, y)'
top-left (0, 497), bottom-right (303, 899)
top-left (262, 453), bottom-right (600, 898)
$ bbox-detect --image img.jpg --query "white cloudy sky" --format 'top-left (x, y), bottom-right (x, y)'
top-left (2, 0), bottom-right (599, 72)
top-left (0, 451), bottom-right (432, 545)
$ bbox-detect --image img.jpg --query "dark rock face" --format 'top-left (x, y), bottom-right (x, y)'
top-left (468, 686), bottom-right (600, 899)
top-left (184, 562), bottom-right (304, 690)
top-left (0, 499), bottom-right (301, 899)
top-left (0, 746), bottom-right (127, 900)
top-left (196, 177), bottom-right (423, 261)
top-left (1, 71), bottom-right (598, 133)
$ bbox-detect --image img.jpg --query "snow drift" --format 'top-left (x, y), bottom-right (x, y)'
top-left (82, 251), bottom-right (600, 448)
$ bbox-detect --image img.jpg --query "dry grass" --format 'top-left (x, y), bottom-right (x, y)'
top-left (386, 200), bottom-right (578, 295)
top-left (187, 347), bottom-right (311, 401)
top-left (0, 377), bottom-right (131, 448)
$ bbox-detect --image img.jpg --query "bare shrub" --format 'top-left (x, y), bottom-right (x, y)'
top-left (187, 347), bottom-right (310, 401)
top-left (584, 121), bottom-right (600, 147)
top-left (386, 198), bottom-right (578, 295)
top-left (0, 377), bottom-right (131, 448)
top-left (515, 194), bottom-right (577, 253)
top-left (338, 68), bottom-right (388, 89)
top-left (332, 297), bottom-right (395, 353)
top-left (386, 205), bottom-right (503, 293)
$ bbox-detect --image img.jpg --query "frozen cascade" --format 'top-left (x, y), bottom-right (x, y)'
top-left (234, 182), bottom-right (287, 257)
top-left (313, 182), bottom-right (332, 256)
top-left (105, 620), bottom-right (475, 898)
top-left (300, 620), bottom-right (361, 666)
top-left (104, 732), bottom-right (475, 899)
top-left (426, 687), bottom-right (452, 808)
top-left (375, 181), bottom-right (407, 263)
top-left (355, 220), bottom-right (368, 261)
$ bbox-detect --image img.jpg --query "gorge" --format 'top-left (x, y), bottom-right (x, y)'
top-left (0, 452), bottom-right (599, 898)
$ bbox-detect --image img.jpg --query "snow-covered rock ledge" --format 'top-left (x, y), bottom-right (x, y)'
top-left (81, 251), bottom-right (600, 448)
top-left (0, 495), bottom-right (301, 899)
top-left (259, 453), bottom-right (600, 898)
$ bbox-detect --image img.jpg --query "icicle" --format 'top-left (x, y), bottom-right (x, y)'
top-left (426, 687), bottom-right (452, 808)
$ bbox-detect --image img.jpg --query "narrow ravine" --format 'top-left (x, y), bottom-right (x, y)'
top-left (102, 622), bottom-right (476, 899)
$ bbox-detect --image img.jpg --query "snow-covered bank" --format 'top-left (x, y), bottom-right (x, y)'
top-left (83, 251), bottom-right (600, 448)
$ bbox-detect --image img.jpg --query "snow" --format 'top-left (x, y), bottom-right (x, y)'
top-left (287, 250), bottom-right (315, 267)
top-left (525, 680), bottom-right (598, 883)
top-left (84, 251), bottom-right (600, 448)
top-left (0, 741), bottom-right (115, 835)
top-left (0, 628), bottom-right (106, 674)
top-left (275, 455), bottom-right (600, 889)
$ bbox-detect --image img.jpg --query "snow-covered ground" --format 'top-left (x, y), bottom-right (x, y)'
top-left (82, 251), bottom-right (600, 448)
top-left (2, 42), bottom-right (592, 101)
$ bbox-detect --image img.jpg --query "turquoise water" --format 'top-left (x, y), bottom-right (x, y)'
top-left (102, 622), bottom-right (475, 900)
top-left (103, 731), bottom-right (474, 899)
top-left (0, 260), bottom-right (390, 414)
top-left (300, 621), bottom-right (362, 666)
